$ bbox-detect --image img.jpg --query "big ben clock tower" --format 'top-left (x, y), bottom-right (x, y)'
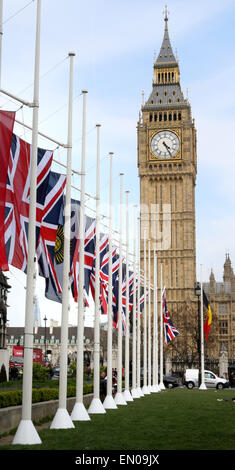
top-left (138, 8), bottom-right (197, 308)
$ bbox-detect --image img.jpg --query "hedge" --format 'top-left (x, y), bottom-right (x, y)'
top-left (0, 383), bottom-right (93, 408)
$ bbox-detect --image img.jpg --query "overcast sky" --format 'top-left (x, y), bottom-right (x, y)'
top-left (2, 0), bottom-right (235, 326)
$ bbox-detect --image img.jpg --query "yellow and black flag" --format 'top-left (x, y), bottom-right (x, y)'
top-left (203, 291), bottom-right (212, 340)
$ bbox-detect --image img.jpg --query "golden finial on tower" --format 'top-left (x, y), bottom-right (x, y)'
top-left (163, 5), bottom-right (169, 22)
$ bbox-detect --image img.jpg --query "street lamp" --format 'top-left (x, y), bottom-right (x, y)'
top-left (43, 316), bottom-right (48, 364)
top-left (194, 283), bottom-right (201, 387)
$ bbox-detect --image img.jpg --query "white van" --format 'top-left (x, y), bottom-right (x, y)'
top-left (184, 369), bottom-right (229, 390)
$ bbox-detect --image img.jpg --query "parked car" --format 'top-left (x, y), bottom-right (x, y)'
top-left (52, 366), bottom-right (60, 379)
top-left (163, 375), bottom-right (179, 388)
top-left (140, 368), bottom-right (179, 388)
top-left (184, 369), bottom-right (229, 390)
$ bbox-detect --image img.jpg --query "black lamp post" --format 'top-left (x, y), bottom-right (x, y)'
top-left (43, 316), bottom-right (48, 364)
top-left (194, 282), bottom-right (201, 387)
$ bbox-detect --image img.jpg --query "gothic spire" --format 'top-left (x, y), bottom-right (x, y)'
top-left (156, 5), bottom-right (177, 65)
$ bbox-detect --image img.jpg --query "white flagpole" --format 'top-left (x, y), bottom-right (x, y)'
top-left (148, 239), bottom-right (152, 393)
top-left (88, 125), bottom-right (106, 414)
top-left (142, 230), bottom-right (150, 394)
top-left (12, 0), bottom-right (42, 445)
top-left (123, 191), bottom-right (133, 402)
top-left (199, 264), bottom-right (207, 390)
top-left (136, 217), bottom-right (144, 397)
top-left (103, 152), bottom-right (117, 409)
top-left (115, 173), bottom-right (127, 405)
top-left (50, 53), bottom-right (76, 429)
top-left (153, 247), bottom-right (161, 392)
top-left (131, 205), bottom-right (139, 398)
top-left (159, 263), bottom-right (165, 389)
top-left (71, 90), bottom-right (90, 421)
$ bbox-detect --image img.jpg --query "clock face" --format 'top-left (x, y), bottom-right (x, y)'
top-left (150, 131), bottom-right (180, 159)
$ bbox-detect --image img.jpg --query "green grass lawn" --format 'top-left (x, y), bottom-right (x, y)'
top-left (2, 387), bottom-right (235, 450)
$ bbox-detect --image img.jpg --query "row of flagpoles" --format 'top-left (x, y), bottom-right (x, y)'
top-left (1, 0), bottom-right (216, 448)
top-left (0, 1), bottom-right (167, 445)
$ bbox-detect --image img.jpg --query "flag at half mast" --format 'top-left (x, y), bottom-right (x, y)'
top-left (203, 291), bottom-right (212, 341)
top-left (162, 288), bottom-right (179, 344)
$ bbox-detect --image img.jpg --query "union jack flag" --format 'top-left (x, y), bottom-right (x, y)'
top-left (99, 242), bottom-right (117, 315)
top-left (44, 199), bottom-right (81, 303)
top-left (37, 171), bottom-right (66, 291)
top-left (0, 110), bottom-right (15, 270)
top-left (89, 234), bottom-right (110, 313)
top-left (70, 214), bottom-right (96, 306)
top-left (112, 260), bottom-right (126, 330)
top-left (4, 133), bottom-right (53, 272)
top-left (162, 289), bottom-right (179, 344)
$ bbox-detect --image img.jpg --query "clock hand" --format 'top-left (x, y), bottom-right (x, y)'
top-left (163, 141), bottom-right (172, 156)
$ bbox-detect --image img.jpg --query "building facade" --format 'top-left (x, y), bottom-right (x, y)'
top-left (138, 10), bottom-right (197, 310)
top-left (6, 323), bottom-right (118, 370)
top-left (204, 254), bottom-right (235, 367)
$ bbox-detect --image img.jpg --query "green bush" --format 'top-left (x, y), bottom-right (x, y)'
top-left (0, 382), bottom-right (93, 408)
top-left (0, 390), bottom-right (22, 408)
top-left (32, 363), bottom-right (50, 382)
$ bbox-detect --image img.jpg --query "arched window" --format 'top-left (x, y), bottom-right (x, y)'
top-left (169, 113), bottom-right (172, 121)
top-left (159, 113), bottom-right (162, 122)
top-left (173, 113), bottom-right (177, 121)
top-left (154, 113), bottom-right (157, 122)
top-left (164, 113), bottom-right (167, 121)
top-left (172, 72), bottom-right (174, 82)
top-left (178, 112), bottom-right (182, 121)
top-left (149, 113), bottom-right (153, 122)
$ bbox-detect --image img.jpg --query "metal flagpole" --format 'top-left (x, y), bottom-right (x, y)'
top-left (142, 230), bottom-right (150, 394)
top-left (159, 263), bottom-right (165, 389)
top-left (131, 205), bottom-right (140, 398)
top-left (136, 217), bottom-right (144, 397)
top-left (88, 125), bottom-right (106, 414)
top-left (13, 0), bottom-right (42, 445)
top-left (148, 239), bottom-right (152, 393)
top-left (123, 191), bottom-right (133, 402)
top-left (103, 152), bottom-right (117, 409)
top-left (71, 90), bottom-right (90, 421)
top-left (50, 53), bottom-right (76, 429)
top-left (115, 173), bottom-right (127, 405)
top-left (199, 264), bottom-right (207, 390)
top-left (153, 247), bottom-right (161, 392)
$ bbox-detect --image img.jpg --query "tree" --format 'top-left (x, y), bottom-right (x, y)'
top-left (0, 364), bottom-right (7, 383)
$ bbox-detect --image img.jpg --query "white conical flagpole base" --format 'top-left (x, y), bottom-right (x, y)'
top-left (103, 394), bottom-right (118, 409)
top-left (199, 383), bottom-right (207, 390)
top-left (131, 388), bottom-right (140, 398)
top-left (159, 381), bottom-right (166, 390)
top-left (142, 385), bottom-right (151, 395)
top-left (136, 387), bottom-right (144, 397)
top-left (152, 384), bottom-right (161, 393)
top-left (71, 402), bottom-right (91, 421)
top-left (12, 419), bottom-right (42, 445)
top-left (88, 397), bottom-right (106, 414)
top-left (50, 408), bottom-right (75, 429)
top-left (123, 389), bottom-right (133, 402)
top-left (115, 392), bottom-right (127, 405)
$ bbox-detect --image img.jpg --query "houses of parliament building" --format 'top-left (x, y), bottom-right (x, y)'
top-left (138, 8), bottom-right (235, 374)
